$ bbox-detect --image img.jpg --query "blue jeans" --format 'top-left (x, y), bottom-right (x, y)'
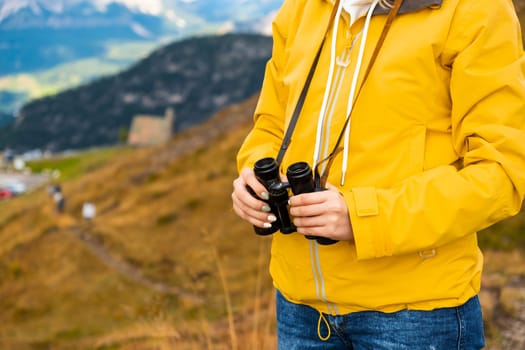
top-left (276, 290), bottom-right (485, 350)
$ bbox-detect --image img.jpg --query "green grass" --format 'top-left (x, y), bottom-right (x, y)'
top-left (0, 59), bottom-right (121, 96)
top-left (103, 41), bottom-right (158, 61)
top-left (26, 147), bottom-right (131, 181)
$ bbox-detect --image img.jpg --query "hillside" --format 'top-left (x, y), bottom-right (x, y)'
top-left (0, 93), bottom-right (276, 349)
top-left (0, 33), bottom-right (272, 152)
top-left (1, 92), bottom-right (525, 349)
top-left (0, 110), bottom-right (13, 127)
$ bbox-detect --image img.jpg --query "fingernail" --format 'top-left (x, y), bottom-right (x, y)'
top-left (263, 222), bottom-right (272, 228)
top-left (261, 192), bottom-right (269, 200)
top-left (262, 205), bottom-right (271, 212)
top-left (268, 215), bottom-right (277, 222)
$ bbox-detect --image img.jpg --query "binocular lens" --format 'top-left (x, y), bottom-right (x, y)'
top-left (287, 162), bottom-right (315, 195)
top-left (287, 162), bottom-right (312, 178)
top-left (254, 157), bottom-right (279, 182)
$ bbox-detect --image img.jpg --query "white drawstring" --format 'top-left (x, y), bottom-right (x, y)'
top-left (313, 0), bottom-right (345, 170)
top-left (340, 0), bottom-right (379, 185)
top-left (313, 0), bottom-right (380, 185)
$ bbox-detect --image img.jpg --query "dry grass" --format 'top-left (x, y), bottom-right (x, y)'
top-left (0, 96), bottom-right (280, 349)
top-left (480, 251), bottom-right (525, 350)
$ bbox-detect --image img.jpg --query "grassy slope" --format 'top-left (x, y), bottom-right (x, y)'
top-left (0, 95), bottom-right (276, 349)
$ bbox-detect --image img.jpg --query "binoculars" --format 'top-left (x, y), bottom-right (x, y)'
top-left (250, 157), bottom-right (338, 245)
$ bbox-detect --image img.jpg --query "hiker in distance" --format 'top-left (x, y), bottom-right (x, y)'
top-left (232, 0), bottom-right (525, 349)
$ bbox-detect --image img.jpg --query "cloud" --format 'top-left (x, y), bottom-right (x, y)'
top-left (260, 10), bottom-right (277, 36)
top-left (166, 9), bottom-right (186, 28)
top-left (93, 0), bottom-right (164, 15)
top-left (131, 22), bottom-right (151, 37)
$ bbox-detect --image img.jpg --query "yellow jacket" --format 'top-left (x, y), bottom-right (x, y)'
top-left (237, 0), bottom-right (525, 314)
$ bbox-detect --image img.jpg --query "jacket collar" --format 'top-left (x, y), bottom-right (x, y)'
top-left (375, 0), bottom-right (442, 14)
top-left (325, 0), bottom-right (443, 15)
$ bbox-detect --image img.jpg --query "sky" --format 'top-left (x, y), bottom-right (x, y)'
top-left (0, 0), bottom-right (174, 19)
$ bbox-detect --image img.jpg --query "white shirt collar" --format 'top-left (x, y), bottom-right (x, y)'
top-left (341, 0), bottom-right (374, 26)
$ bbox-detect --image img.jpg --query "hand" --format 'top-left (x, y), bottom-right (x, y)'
top-left (232, 168), bottom-right (277, 229)
top-left (289, 183), bottom-right (354, 242)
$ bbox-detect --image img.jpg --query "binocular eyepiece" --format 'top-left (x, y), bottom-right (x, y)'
top-left (250, 157), bottom-right (338, 245)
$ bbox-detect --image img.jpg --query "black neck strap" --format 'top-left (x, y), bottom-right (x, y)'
top-left (275, 0), bottom-right (341, 166)
top-left (275, 44), bottom-right (324, 166)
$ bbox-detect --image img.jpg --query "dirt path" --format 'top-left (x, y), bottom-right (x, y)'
top-left (54, 214), bottom-right (201, 304)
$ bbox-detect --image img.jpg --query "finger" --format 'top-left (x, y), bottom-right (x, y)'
top-left (232, 194), bottom-right (277, 228)
top-left (240, 168), bottom-right (268, 199)
top-left (231, 182), bottom-right (276, 224)
top-left (231, 189), bottom-right (272, 219)
top-left (233, 176), bottom-right (267, 211)
top-left (289, 191), bottom-right (326, 207)
top-left (289, 201), bottom-right (325, 217)
top-left (293, 215), bottom-right (325, 228)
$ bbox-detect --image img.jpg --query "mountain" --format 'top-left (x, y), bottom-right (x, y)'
top-left (0, 0), bottom-right (282, 75)
top-left (0, 33), bottom-right (272, 152)
top-left (0, 110), bottom-right (14, 127)
top-left (1, 1), bottom-right (168, 76)
top-left (0, 0), bottom-right (282, 113)
top-left (0, 0), bottom-right (280, 76)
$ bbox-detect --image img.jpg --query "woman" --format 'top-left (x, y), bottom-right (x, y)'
top-left (232, 0), bottom-right (525, 348)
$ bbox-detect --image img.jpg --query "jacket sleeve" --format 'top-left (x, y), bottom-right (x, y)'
top-left (350, 0), bottom-right (525, 260)
top-left (236, 0), bottom-right (296, 172)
